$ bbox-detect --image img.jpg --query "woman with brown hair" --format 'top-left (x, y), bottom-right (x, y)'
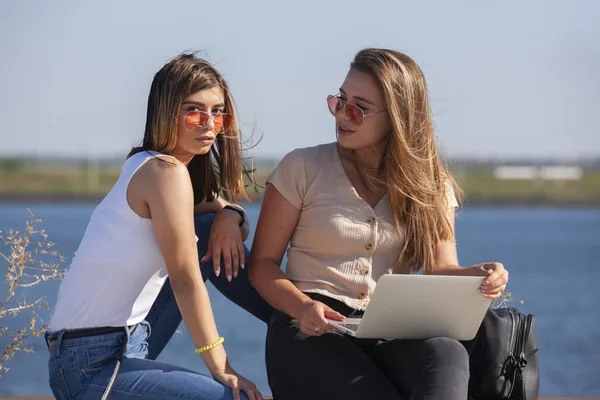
top-left (249, 48), bottom-right (509, 400)
top-left (45, 53), bottom-right (269, 400)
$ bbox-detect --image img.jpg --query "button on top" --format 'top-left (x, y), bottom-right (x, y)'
top-left (358, 292), bottom-right (367, 300)
top-left (367, 216), bottom-right (376, 224)
top-left (359, 268), bottom-right (369, 276)
top-left (365, 243), bottom-right (373, 251)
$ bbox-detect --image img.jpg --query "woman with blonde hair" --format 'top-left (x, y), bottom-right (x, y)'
top-left (249, 48), bottom-right (509, 399)
top-left (45, 53), bottom-right (270, 400)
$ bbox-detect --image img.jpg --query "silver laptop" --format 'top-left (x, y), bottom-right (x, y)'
top-left (328, 274), bottom-right (491, 340)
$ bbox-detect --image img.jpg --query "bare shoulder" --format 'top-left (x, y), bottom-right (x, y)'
top-left (127, 156), bottom-right (192, 217)
top-left (137, 156), bottom-right (190, 188)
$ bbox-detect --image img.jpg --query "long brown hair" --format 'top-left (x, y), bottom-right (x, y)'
top-left (350, 48), bottom-right (462, 274)
top-left (129, 52), bottom-right (250, 204)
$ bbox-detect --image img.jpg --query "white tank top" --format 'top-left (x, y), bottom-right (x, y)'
top-left (48, 151), bottom-right (178, 330)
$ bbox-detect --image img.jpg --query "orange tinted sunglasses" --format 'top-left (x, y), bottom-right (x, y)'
top-left (182, 110), bottom-right (233, 133)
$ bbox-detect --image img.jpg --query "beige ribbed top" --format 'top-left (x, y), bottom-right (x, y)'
top-left (267, 142), bottom-right (458, 310)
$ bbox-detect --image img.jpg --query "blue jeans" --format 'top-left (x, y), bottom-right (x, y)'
top-left (146, 213), bottom-right (273, 359)
top-left (47, 213), bottom-right (273, 399)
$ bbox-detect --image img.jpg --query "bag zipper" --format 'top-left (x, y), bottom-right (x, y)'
top-left (507, 311), bottom-right (533, 399)
top-left (520, 314), bottom-right (533, 363)
top-left (508, 308), bottom-right (516, 355)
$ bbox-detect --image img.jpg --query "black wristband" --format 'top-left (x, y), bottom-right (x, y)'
top-left (223, 205), bottom-right (245, 227)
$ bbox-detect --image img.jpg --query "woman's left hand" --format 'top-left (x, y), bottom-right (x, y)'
top-left (201, 208), bottom-right (245, 281)
top-left (472, 262), bottom-right (509, 299)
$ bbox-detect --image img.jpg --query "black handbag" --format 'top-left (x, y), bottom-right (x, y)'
top-left (465, 307), bottom-right (540, 400)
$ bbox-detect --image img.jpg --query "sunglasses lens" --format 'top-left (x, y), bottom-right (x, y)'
top-left (184, 111), bottom-right (209, 130)
top-left (327, 96), bottom-right (339, 116)
top-left (346, 104), bottom-right (363, 125)
top-left (214, 114), bottom-right (233, 133)
top-left (212, 114), bottom-right (223, 132)
top-left (222, 114), bottom-right (233, 133)
top-left (326, 96), bottom-right (364, 125)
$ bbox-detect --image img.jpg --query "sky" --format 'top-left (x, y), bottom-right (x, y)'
top-left (0, 0), bottom-right (598, 160)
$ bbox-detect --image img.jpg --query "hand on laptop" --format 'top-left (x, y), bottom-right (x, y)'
top-left (471, 262), bottom-right (509, 299)
top-left (298, 300), bottom-right (346, 336)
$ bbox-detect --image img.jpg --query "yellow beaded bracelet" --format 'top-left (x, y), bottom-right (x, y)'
top-left (194, 337), bottom-right (225, 354)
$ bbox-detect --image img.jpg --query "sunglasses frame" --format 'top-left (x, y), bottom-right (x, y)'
top-left (327, 94), bottom-right (386, 126)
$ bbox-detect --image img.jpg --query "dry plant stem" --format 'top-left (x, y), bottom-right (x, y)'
top-left (0, 209), bottom-right (65, 376)
top-left (491, 290), bottom-right (524, 309)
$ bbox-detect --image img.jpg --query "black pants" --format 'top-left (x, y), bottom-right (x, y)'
top-left (266, 294), bottom-right (470, 400)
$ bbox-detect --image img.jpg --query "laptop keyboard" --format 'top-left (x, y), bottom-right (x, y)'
top-left (342, 323), bottom-right (360, 331)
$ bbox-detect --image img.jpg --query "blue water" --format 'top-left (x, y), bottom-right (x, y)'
top-left (0, 203), bottom-right (599, 397)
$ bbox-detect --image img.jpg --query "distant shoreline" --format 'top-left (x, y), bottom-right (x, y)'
top-left (1, 193), bottom-right (599, 209)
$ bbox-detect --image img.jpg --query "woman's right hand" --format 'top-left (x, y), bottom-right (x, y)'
top-left (213, 362), bottom-right (263, 400)
top-left (298, 300), bottom-right (345, 336)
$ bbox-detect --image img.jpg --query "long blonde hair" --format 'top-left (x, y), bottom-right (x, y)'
top-left (129, 52), bottom-right (250, 204)
top-left (350, 48), bottom-right (462, 274)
